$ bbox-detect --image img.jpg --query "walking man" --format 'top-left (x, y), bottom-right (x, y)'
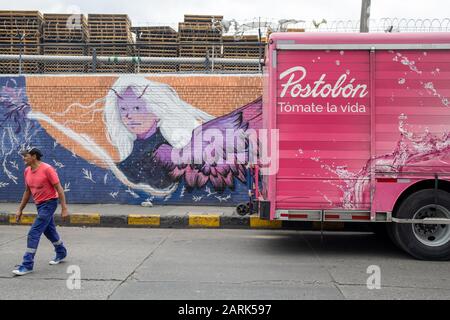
top-left (12, 147), bottom-right (69, 276)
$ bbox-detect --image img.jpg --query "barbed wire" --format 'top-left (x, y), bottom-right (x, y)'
top-left (217, 17), bottom-right (450, 36)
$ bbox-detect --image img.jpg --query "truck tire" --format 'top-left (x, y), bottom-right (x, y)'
top-left (236, 202), bottom-right (250, 216)
top-left (391, 189), bottom-right (450, 261)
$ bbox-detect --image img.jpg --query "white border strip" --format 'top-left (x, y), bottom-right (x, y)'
top-left (276, 43), bottom-right (450, 50)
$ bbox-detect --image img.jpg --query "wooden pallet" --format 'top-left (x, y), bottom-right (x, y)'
top-left (0, 10), bottom-right (43, 44)
top-left (222, 35), bottom-right (264, 59)
top-left (0, 45), bottom-right (40, 55)
top-left (88, 14), bottom-right (133, 44)
top-left (41, 62), bottom-right (88, 73)
top-left (137, 48), bottom-right (178, 57)
top-left (178, 65), bottom-right (213, 72)
top-left (223, 35), bottom-right (259, 41)
top-left (286, 28), bottom-right (305, 32)
top-left (137, 65), bottom-right (178, 73)
top-left (179, 44), bottom-right (222, 57)
top-left (42, 44), bottom-right (86, 55)
top-left (222, 65), bottom-right (260, 71)
top-left (88, 14), bottom-right (131, 21)
top-left (94, 62), bottom-right (136, 73)
top-left (88, 46), bottom-right (133, 56)
top-left (43, 13), bottom-right (88, 43)
top-left (183, 14), bottom-right (223, 23)
top-left (179, 22), bottom-right (221, 31)
top-left (133, 26), bottom-right (178, 42)
top-left (0, 61), bottom-right (40, 74)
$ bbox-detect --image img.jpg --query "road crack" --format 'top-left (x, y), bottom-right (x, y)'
top-left (106, 232), bottom-right (173, 300)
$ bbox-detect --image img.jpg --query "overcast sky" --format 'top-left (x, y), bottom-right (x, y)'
top-left (1, 0), bottom-right (449, 26)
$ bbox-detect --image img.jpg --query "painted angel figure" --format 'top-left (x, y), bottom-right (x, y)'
top-left (103, 76), bottom-right (262, 196)
top-left (27, 75), bottom-right (262, 197)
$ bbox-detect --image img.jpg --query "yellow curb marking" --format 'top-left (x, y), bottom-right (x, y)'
top-left (69, 213), bottom-right (100, 224)
top-left (188, 214), bottom-right (221, 228)
top-left (250, 216), bottom-right (282, 229)
top-left (128, 214), bottom-right (160, 226)
top-left (9, 212), bottom-right (37, 225)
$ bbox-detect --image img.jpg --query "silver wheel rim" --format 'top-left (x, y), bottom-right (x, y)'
top-left (412, 204), bottom-right (450, 247)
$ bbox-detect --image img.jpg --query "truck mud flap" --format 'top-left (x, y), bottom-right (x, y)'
top-left (259, 201), bottom-right (271, 220)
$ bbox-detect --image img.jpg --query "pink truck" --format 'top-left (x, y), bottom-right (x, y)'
top-left (256, 32), bottom-right (450, 260)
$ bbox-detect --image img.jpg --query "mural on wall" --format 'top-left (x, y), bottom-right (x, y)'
top-left (0, 75), bottom-right (262, 205)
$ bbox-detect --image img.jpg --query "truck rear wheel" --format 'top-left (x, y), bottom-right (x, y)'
top-left (391, 189), bottom-right (450, 261)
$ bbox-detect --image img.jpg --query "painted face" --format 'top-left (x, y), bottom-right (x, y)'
top-left (118, 86), bottom-right (158, 137)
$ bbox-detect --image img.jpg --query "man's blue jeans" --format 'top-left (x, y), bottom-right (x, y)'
top-left (22, 199), bottom-right (67, 270)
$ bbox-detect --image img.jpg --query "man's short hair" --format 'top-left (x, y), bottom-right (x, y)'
top-left (20, 147), bottom-right (43, 160)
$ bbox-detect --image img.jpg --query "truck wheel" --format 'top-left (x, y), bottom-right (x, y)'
top-left (387, 222), bottom-right (406, 251)
top-left (392, 189), bottom-right (450, 261)
top-left (236, 203), bottom-right (250, 216)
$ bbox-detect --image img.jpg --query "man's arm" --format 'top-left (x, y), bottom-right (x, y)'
top-left (16, 187), bottom-right (31, 222)
top-left (54, 183), bottom-right (69, 219)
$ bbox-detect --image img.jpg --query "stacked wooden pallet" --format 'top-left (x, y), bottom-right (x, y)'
top-left (88, 14), bottom-right (134, 72)
top-left (287, 28), bottom-right (305, 32)
top-left (134, 26), bottom-right (178, 73)
top-left (178, 14), bottom-right (223, 72)
top-left (42, 13), bottom-right (88, 73)
top-left (222, 35), bottom-right (262, 72)
top-left (43, 13), bottom-right (88, 42)
top-left (0, 10), bottom-right (43, 73)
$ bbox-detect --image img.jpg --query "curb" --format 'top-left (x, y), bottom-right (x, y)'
top-left (0, 212), bottom-right (280, 230)
top-left (0, 212), bottom-right (371, 232)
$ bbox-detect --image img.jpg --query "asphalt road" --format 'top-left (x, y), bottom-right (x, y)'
top-left (1, 225), bottom-right (450, 300)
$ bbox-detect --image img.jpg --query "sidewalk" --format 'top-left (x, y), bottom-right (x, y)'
top-left (0, 203), bottom-right (283, 230)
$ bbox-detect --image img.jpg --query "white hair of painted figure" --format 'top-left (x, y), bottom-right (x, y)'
top-left (104, 76), bottom-right (214, 161)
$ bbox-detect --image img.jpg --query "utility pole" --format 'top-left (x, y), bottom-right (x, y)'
top-left (360, 0), bottom-right (371, 33)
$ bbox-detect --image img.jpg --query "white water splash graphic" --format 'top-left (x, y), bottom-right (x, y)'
top-left (317, 191), bottom-right (333, 206)
top-left (392, 51), bottom-right (449, 108)
top-left (314, 115), bottom-right (450, 209)
top-left (399, 55), bottom-right (422, 74)
top-left (423, 82), bottom-right (450, 108)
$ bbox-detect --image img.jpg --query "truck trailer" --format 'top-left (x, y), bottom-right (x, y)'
top-left (257, 32), bottom-right (450, 260)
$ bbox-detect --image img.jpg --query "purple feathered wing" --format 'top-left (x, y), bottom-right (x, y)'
top-left (154, 97), bottom-right (262, 191)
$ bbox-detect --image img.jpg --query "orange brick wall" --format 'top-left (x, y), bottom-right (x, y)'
top-left (26, 75), bottom-right (263, 165)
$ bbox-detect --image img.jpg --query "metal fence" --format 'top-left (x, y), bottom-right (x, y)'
top-left (2, 17), bottom-right (450, 75)
top-left (0, 42), bottom-right (265, 75)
